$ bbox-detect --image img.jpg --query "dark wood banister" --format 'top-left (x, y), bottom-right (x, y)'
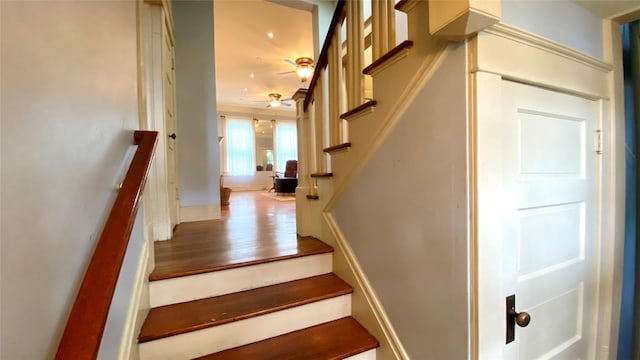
top-left (55, 130), bottom-right (158, 359)
top-left (303, 0), bottom-right (346, 111)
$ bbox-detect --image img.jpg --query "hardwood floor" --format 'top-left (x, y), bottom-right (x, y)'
top-left (150, 191), bottom-right (332, 280)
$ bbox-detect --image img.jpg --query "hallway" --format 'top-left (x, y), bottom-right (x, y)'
top-left (150, 191), bottom-right (330, 281)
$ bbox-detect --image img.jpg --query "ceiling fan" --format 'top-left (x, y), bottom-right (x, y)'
top-left (277, 57), bottom-right (314, 82)
top-left (264, 93), bottom-right (293, 108)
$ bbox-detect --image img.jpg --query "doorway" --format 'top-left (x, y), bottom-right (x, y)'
top-left (618, 20), bottom-right (639, 360)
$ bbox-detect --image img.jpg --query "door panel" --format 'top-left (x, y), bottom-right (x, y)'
top-left (518, 111), bottom-right (584, 176)
top-left (501, 81), bottom-right (597, 359)
top-left (517, 202), bottom-right (584, 280)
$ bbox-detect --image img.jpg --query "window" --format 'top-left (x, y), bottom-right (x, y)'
top-left (274, 120), bottom-right (297, 173)
top-left (225, 118), bottom-right (255, 176)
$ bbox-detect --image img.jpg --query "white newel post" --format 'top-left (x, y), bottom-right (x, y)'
top-left (294, 89), bottom-right (315, 237)
top-left (293, 89), bottom-right (309, 190)
top-left (313, 69), bottom-right (327, 172)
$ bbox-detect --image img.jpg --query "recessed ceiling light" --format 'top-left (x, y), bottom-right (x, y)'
top-left (267, 32), bottom-right (274, 39)
top-left (250, 73), bottom-right (255, 78)
top-left (243, 88), bottom-right (248, 92)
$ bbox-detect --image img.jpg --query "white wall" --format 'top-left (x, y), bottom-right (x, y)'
top-left (267, 0), bottom-right (337, 59)
top-left (312, 0), bottom-right (338, 58)
top-left (333, 45), bottom-right (469, 359)
top-left (173, 1), bottom-right (222, 219)
top-left (0, 1), bottom-right (143, 358)
top-left (502, 0), bottom-right (603, 59)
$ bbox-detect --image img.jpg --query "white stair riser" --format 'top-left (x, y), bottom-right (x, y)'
top-left (149, 253), bottom-right (332, 307)
top-left (346, 349), bottom-right (377, 360)
top-left (139, 295), bottom-right (352, 360)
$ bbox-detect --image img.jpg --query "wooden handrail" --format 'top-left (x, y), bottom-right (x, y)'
top-left (55, 130), bottom-right (158, 359)
top-left (303, 0), bottom-right (346, 111)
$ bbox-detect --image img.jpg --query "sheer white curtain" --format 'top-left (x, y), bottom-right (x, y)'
top-left (225, 118), bottom-right (255, 176)
top-left (274, 120), bottom-right (297, 173)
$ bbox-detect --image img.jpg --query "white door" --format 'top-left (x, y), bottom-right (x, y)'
top-left (500, 81), bottom-right (598, 359)
top-left (162, 14), bottom-right (179, 229)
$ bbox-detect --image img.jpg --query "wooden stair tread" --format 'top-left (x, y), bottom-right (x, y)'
top-left (194, 317), bottom-right (379, 360)
top-left (340, 100), bottom-right (377, 120)
top-left (310, 172), bottom-right (333, 178)
top-left (363, 40), bottom-right (414, 75)
top-left (394, 0), bottom-right (409, 11)
top-left (323, 142), bottom-right (351, 153)
top-left (150, 236), bottom-right (333, 281)
top-left (139, 274), bottom-right (352, 343)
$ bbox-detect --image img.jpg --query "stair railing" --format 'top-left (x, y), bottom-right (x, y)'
top-left (55, 130), bottom-right (158, 359)
top-left (301, 0), bottom-right (398, 189)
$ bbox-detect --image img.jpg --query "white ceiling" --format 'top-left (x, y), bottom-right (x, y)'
top-left (213, 0), bottom-right (314, 112)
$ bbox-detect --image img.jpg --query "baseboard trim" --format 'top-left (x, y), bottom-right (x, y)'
top-left (179, 204), bottom-right (221, 222)
top-left (119, 240), bottom-right (150, 360)
top-left (228, 185), bottom-right (271, 191)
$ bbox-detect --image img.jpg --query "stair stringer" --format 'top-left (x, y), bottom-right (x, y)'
top-left (328, 41), bottom-right (453, 209)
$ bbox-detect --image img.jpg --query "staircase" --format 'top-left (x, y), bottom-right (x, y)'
top-left (137, 1), bottom-right (457, 359)
top-left (137, 233), bottom-right (378, 359)
top-left (295, 0), bottom-right (452, 211)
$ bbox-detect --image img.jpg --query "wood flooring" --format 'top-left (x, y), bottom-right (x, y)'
top-left (150, 191), bottom-right (332, 280)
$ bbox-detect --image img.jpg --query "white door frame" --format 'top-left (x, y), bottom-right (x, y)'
top-left (599, 10), bottom-right (640, 358)
top-left (140, 0), bottom-right (178, 241)
top-left (470, 23), bottom-right (622, 358)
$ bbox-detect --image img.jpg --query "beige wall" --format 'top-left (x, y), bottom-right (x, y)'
top-left (501, 0), bottom-right (603, 59)
top-left (333, 44), bottom-right (469, 359)
top-left (173, 0), bottom-right (222, 213)
top-left (0, 1), bottom-right (142, 358)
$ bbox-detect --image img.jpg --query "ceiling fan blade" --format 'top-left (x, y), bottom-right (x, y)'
top-left (284, 59), bottom-right (297, 66)
top-left (277, 70), bottom-right (296, 75)
top-left (282, 97), bottom-right (293, 101)
top-left (282, 102), bottom-right (292, 107)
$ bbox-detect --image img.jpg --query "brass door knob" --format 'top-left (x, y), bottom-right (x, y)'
top-left (506, 294), bottom-right (532, 344)
top-left (514, 311), bottom-right (531, 327)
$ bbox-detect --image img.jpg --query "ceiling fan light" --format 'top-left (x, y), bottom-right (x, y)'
top-left (294, 57), bottom-right (314, 82)
top-left (296, 66), bottom-right (313, 81)
top-left (269, 99), bottom-right (281, 107)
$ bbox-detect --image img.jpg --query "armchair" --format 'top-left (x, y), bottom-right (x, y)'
top-left (273, 160), bottom-right (298, 194)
